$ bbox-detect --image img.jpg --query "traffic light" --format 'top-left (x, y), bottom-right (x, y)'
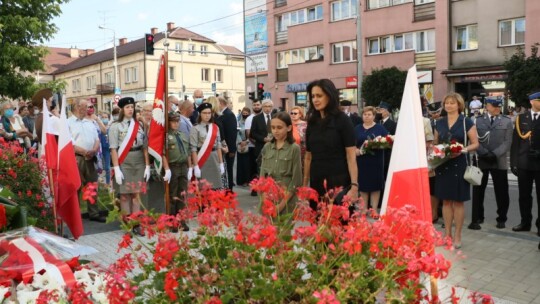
top-left (248, 92), bottom-right (255, 101)
top-left (257, 83), bottom-right (264, 101)
top-left (145, 34), bottom-right (155, 55)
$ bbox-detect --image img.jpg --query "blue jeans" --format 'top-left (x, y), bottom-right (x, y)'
top-left (102, 149), bottom-right (111, 184)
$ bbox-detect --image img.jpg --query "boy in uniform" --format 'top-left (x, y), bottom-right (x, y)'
top-left (163, 111), bottom-right (191, 231)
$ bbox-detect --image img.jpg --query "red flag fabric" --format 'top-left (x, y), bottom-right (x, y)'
top-left (56, 98), bottom-right (83, 239)
top-left (380, 65), bottom-right (432, 222)
top-left (148, 54), bottom-right (166, 172)
top-left (41, 98), bottom-right (58, 171)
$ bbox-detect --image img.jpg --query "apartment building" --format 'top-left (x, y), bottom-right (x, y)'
top-left (54, 23), bottom-right (245, 112)
top-left (248, 0), bottom-right (540, 111)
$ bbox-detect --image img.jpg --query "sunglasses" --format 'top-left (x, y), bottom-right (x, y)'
top-left (290, 112), bottom-right (299, 115)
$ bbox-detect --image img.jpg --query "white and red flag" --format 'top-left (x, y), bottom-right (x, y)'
top-left (380, 65), bottom-right (431, 222)
top-left (148, 54), bottom-right (166, 172)
top-left (41, 98), bottom-right (58, 170)
top-left (56, 98), bottom-right (83, 239)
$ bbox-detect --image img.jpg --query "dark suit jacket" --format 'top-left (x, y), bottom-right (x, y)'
top-left (382, 118), bottom-right (397, 135)
top-left (347, 113), bottom-right (362, 127)
top-left (249, 112), bottom-right (269, 157)
top-left (511, 112), bottom-right (540, 170)
top-left (217, 108), bottom-right (238, 154)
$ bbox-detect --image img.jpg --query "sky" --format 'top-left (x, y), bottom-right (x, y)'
top-left (47, 0), bottom-right (245, 52)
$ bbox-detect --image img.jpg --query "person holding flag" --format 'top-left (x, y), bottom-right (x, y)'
top-left (109, 97), bottom-right (151, 235)
top-left (190, 102), bottom-right (224, 189)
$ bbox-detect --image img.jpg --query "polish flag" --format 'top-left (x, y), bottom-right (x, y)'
top-left (148, 54), bottom-right (166, 172)
top-left (41, 98), bottom-right (58, 170)
top-left (56, 98), bottom-right (83, 239)
top-left (380, 65), bottom-right (431, 222)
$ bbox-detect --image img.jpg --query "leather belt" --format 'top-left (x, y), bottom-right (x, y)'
top-left (130, 146), bottom-right (142, 152)
top-left (197, 147), bottom-right (216, 152)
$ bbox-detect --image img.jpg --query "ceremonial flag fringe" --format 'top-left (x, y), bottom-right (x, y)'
top-left (148, 54), bottom-right (166, 172)
top-left (380, 65), bottom-right (432, 222)
top-left (56, 99), bottom-right (83, 239)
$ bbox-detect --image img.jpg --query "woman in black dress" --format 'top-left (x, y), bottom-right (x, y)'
top-left (303, 79), bottom-right (358, 209)
top-left (434, 93), bottom-right (479, 249)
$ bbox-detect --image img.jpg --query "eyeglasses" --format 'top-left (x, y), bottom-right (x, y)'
top-left (290, 112), bottom-right (299, 115)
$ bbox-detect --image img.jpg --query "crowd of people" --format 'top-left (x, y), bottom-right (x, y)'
top-left (1, 82), bottom-right (540, 250)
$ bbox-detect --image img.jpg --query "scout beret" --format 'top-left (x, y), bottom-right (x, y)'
top-left (485, 97), bottom-right (502, 107)
top-left (340, 100), bottom-right (352, 106)
top-left (118, 97), bottom-right (135, 108)
top-left (529, 92), bottom-right (540, 101)
top-left (196, 102), bottom-right (212, 113)
top-left (31, 88), bottom-right (53, 107)
top-left (378, 101), bottom-right (391, 111)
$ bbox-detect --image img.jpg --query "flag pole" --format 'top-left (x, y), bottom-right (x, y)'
top-left (47, 168), bottom-right (59, 234)
top-left (163, 31), bottom-right (171, 215)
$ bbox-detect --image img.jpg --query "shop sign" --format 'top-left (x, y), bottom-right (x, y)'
top-left (345, 76), bottom-right (357, 88)
top-left (286, 82), bottom-right (308, 93)
top-left (417, 70), bottom-right (433, 84)
top-left (461, 73), bottom-right (507, 82)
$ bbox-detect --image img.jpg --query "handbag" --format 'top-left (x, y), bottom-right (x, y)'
top-left (462, 117), bottom-right (483, 186)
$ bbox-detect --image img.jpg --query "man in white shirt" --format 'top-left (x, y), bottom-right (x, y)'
top-left (68, 98), bottom-right (105, 223)
top-left (469, 96), bottom-right (483, 117)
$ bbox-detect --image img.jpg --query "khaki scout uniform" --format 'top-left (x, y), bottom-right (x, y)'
top-left (166, 128), bottom-right (190, 215)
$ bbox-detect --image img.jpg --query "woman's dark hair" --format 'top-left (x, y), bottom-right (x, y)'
top-left (305, 79), bottom-right (340, 125)
top-left (197, 108), bottom-right (215, 124)
top-left (271, 111), bottom-right (295, 144)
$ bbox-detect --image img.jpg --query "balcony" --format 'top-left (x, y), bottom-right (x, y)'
top-left (275, 0), bottom-right (286, 8)
top-left (276, 68), bottom-right (288, 82)
top-left (96, 83), bottom-right (114, 94)
top-left (414, 2), bottom-right (435, 21)
top-left (415, 52), bottom-right (436, 69)
top-left (276, 31), bottom-right (288, 45)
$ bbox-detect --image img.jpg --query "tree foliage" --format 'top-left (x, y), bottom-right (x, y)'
top-left (361, 66), bottom-right (407, 110)
top-left (503, 43), bottom-right (540, 108)
top-left (0, 0), bottom-right (69, 99)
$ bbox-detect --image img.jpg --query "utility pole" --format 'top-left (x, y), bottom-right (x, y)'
top-left (356, 0), bottom-right (363, 112)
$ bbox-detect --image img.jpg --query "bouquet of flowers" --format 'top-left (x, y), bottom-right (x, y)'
top-left (360, 135), bottom-right (395, 155)
top-left (0, 226), bottom-right (109, 303)
top-left (428, 140), bottom-right (464, 170)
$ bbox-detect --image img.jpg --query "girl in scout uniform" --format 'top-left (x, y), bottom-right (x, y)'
top-left (109, 97), bottom-right (151, 235)
top-left (189, 102), bottom-right (224, 189)
top-left (260, 112), bottom-right (302, 215)
top-left (162, 111), bottom-right (191, 231)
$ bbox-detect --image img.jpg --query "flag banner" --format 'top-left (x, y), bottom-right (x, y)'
top-left (380, 65), bottom-right (432, 222)
top-left (41, 98), bottom-right (58, 171)
top-left (148, 54), bottom-right (166, 172)
top-left (56, 97), bottom-right (83, 239)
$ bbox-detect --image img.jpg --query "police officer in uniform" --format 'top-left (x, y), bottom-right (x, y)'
top-left (468, 97), bottom-right (512, 230)
top-left (162, 111), bottom-right (191, 231)
top-left (510, 92), bottom-right (540, 236)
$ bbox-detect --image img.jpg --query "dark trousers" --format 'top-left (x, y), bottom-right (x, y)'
top-left (248, 147), bottom-right (258, 182)
top-left (225, 153), bottom-right (235, 190)
top-left (517, 168), bottom-right (540, 227)
top-left (471, 168), bottom-right (510, 224)
top-left (169, 162), bottom-right (188, 215)
top-left (236, 152), bottom-right (251, 186)
top-left (76, 155), bottom-right (100, 218)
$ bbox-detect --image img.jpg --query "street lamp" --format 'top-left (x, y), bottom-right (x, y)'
top-left (98, 25), bottom-right (119, 105)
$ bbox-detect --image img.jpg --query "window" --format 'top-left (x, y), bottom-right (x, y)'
top-left (201, 68), bottom-right (210, 82)
top-left (277, 45), bottom-right (324, 69)
top-left (368, 31), bottom-right (431, 55)
top-left (86, 75), bottom-right (96, 90)
top-left (331, 0), bottom-right (358, 21)
top-left (104, 72), bottom-right (113, 85)
top-left (175, 42), bottom-right (183, 53)
top-left (71, 79), bottom-right (80, 92)
top-left (201, 45), bottom-right (208, 55)
top-left (415, 30), bottom-right (435, 53)
top-left (214, 69), bottom-right (223, 82)
top-left (276, 5), bottom-right (323, 32)
top-left (188, 44), bottom-right (196, 55)
top-left (168, 66), bottom-right (175, 81)
top-left (368, 0), bottom-right (411, 9)
top-left (456, 24), bottom-right (478, 50)
top-left (124, 68), bottom-right (131, 84)
top-left (132, 67), bottom-right (138, 82)
top-left (499, 18), bottom-right (525, 46)
top-left (332, 41), bottom-right (357, 63)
